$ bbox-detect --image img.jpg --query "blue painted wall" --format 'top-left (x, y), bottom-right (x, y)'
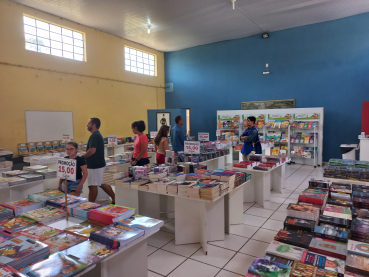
top-left (165, 13), bottom-right (369, 161)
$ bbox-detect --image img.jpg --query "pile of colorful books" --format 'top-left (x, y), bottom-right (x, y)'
top-left (0, 206), bottom-right (13, 221)
top-left (22, 206), bottom-right (66, 224)
top-left (1, 199), bottom-right (42, 216)
top-left (67, 201), bottom-right (102, 220)
top-left (89, 204), bottom-right (135, 224)
top-left (28, 189), bottom-right (65, 203)
top-left (46, 195), bottom-right (88, 209)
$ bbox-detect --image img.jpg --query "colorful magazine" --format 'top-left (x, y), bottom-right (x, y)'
top-left (116, 214), bottom-right (164, 234)
top-left (42, 232), bottom-right (87, 254)
top-left (0, 229), bottom-right (20, 244)
top-left (0, 216), bottom-right (37, 231)
top-left (64, 220), bottom-right (107, 238)
top-left (18, 223), bottom-right (62, 241)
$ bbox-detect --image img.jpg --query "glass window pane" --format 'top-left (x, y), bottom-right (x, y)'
top-left (74, 46), bottom-right (84, 55)
top-left (36, 20), bottom-right (49, 30)
top-left (24, 17), bottom-right (35, 26)
top-left (131, 61), bottom-right (137, 67)
top-left (143, 53), bottom-right (148, 59)
top-left (124, 47), bottom-right (155, 76)
top-left (62, 35), bottom-right (73, 45)
top-left (125, 59), bottom-right (130, 65)
top-left (138, 68), bottom-right (144, 74)
top-left (130, 54), bottom-right (136, 61)
top-left (74, 54), bottom-right (83, 61)
top-left (37, 28), bottom-right (49, 39)
top-left (125, 47), bottom-right (130, 53)
top-left (51, 48), bottom-right (62, 57)
top-left (63, 44), bottom-right (73, 52)
top-left (62, 28), bottom-right (73, 37)
top-left (143, 58), bottom-right (148, 64)
top-left (50, 25), bottom-right (61, 34)
top-left (37, 37), bottom-right (50, 47)
top-left (137, 62), bottom-right (143, 69)
top-left (144, 64), bottom-right (149, 70)
top-left (25, 34), bottom-right (37, 44)
top-left (26, 42), bottom-right (37, 52)
top-left (150, 66), bottom-right (155, 71)
top-left (51, 40), bottom-right (63, 50)
top-left (137, 57), bottom-right (143, 63)
top-left (73, 31), bottom-right (83, 40)
top-left (149, 54), bottom-right (154, 60)
top-left (38, 45), bottom-right (50, 54)
top-left (144, 70), bottom-right (150, 75)
top-left (74, 39), bottom-right (83, 47)
top-left (50, 32), bottom-right (62, 42)
top-left (131, 67), bottom-right (138, 72)
top-left (149, 60), bottom-right (154, 66)
top-left (24, 25), bottom-right (36, 35)
top-left (125, 65), bottom-right (131, 71)
top-left (129, 49), bottom-right (137, 55)
top-left (63, 51), bottom-right (73, 59)
top-left (149, 71), bottom-right (155, 76)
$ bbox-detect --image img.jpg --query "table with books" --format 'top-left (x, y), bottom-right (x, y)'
top-left (233, 156), bottom-right (290, 207)
top-left (114, 167), bottom-right (252, 254)
top-left (0, 191), bottom-right (164, 277)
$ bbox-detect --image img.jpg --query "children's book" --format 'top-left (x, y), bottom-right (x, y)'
top-left (300, 251), bottom-right (345, 277)
top-left (52, 140), bottom-right (60, 150)
top-left (0, 216), bottom-right (37, 231)
top-left (89, 205), bottom-right (135, 224)
top-left (36, 142), bottom-right (45, 153)
top-left (18, 223), bottom-right (62, 241)
top-left (42, 232), bottom-right (87, 254)
top-left (64, 220), bottom-right (107, 238)
top-left (248, 258), bottom-right (292, 277)
top-left (116, 214), bottom-right (164, 234)
top-left (0, 229), bottom-right (20, 244)
top-left (44, 141), bottom-right (52, 151)
top-left (18, 143), bottom-right (29, 155)
top-left (27, 142), bottom-right (38, 154)
top-left (67, 202), bottom-right (102, 220)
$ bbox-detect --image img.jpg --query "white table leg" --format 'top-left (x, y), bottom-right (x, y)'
top-left (199, 203), bottom-right (208, 255)
top-left (228, 186), bottom-right (244, 225)
top-left (249, 171), bottom-right (270, 207)
top-left (138, 191), bottom-right (161, 219)
top-left (271, 164), bottom-right (285, 193)
top-left (218, 156), bottom-right (225, 169)
top-left (115, 187), bottom-right (140, 213)
top-left (243, 178), bottom-right (255, 203)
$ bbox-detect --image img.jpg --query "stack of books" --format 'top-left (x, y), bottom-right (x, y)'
top-left (166, 181), bottom-right (182, 195)
top-left (1, 199), bottom-right (42, 216)
top-left (313, 225), bottom-right (348, 243)
top-left (297, 201), bottom-right (323, 212)
top-left (167, 172), bottom-right (186, 182)
top-left (200, 183), bottom-right (221, 200)
top-left (0, 235), bottom-right (50, 269)
top-left (116, 214), bottom-right (164, 235)
top-left (46, 195), bottom-right (88, 209)
top-left (90, 223), bottom-right (144, 249)
top-left (361, 168), bottom-right (369, 182)
top-left (0, 266), bottom-right (26, 276)
top-left (263, 253), bottom-right (294, 266)
top-left (308, 238), bottom-right (347, 260)
top-left (34, 169), bottom-right (57, 179)
top-left (62, 240), bottom-right (117, 266)
top-left (352, 207), bottom-right (369, 219)
top-left (89, 205), bottom-right (135, 224)
top-left (298, 189), bottom-right (328, 206)
top-left (309, 178), bottom-right (330, 191)
top-left (323, 204), bottom-right (352, 221)
top-left (157, 179), bottom-right (176, 193)
top-left (130, 178), bottom-right (150, 189)
top-left (284, 216), bottom-right (316, 232)
top-left (300, 251), bottom-right (345, 277)
top-left (290, 261), bottom-right (318, 277)
top-left (0, 160), bottom-right (12, 168)
top-left (28, 190), bottom-right (64, 203)
top-left (0, 206), bottom-right (13, 221)
top-left (0, 177), bottom-right (8, 188)
top-left (345, 254), bottom-right (369, 277)
top-left (6, 177), bottom-right (26, 186)
top-left (0, 216), bottom-right (38, 231)
top-left (274, 229), bottom-right (313, 249)
top-left (188, 183), bottom-right (203, 199)
top-left (0, 228), bottom-right (20, 243)
top-left (67, 201), bottom-right (102, 220)
top-left (2, 170), bottom-right (29, 178)
top-left (348, 167), bottom-right (361, 180)
top-left (348, 239), bottom-right (369, 258)
top-left (178, 181), bottom-right (197, 196)
top-left (265, 240), bottom-right (305, 261)
top-left (248, 258), bottom-right (292, 277)
top-left (351, 218), bottom-right (369, 243)
top-left (42, 232), bottom-right (87, 254)
top-left (23, 165), bottom-right (48, 172)
top-left (329, 159), bottom-right (342, 166)
top-left (335, 166), bottom-right (348, 179)
top-left (21, 174), bottom-right (44, 182)
top-left (353, 185), bottom-right (369, 209)
top-left (287, 203), bottom-right (320, 222)
top-left (103, 171), bottom-right (116, 186)
top-left (22, 206), bottom-right (65, 224)
top-left (323, 166), bottom-right (336, 178)
top-left (65, 220), bottom-right (107, 238)
top-left (319, 215), bottom-right (350, 229)
top-left (18, 223), bottom-right (62, 241)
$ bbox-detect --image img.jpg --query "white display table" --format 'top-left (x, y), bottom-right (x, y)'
top-left (360, 138), bottom-right (369, 161)
top-left (233, 160), bottom-right (289, 207)
top-left (115, 180), bottom-right (250, 254)
top-left (0, 180), bottom-right (45, 203)
top-left (48, 217), bottom-right (159, 277)
top-left (104, 143), bottom-right (133, 157)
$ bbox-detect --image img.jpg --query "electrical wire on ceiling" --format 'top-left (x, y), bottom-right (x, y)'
top-left (229, 0), bottom-right (265, 33)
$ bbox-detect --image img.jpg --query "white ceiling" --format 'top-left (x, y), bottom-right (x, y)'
top-left (11, 0), bottom-right (369, 52)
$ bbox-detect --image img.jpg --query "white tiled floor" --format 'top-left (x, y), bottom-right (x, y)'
top-left (147, 164), bottom-right (323, 276)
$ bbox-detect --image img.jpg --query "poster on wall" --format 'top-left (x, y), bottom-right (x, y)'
top-left (157, 113), bottom-right (170, 131)
top-left (294, 113), bottom-right (320, 119)
top-left (241, 99), bottom-right (295, 110)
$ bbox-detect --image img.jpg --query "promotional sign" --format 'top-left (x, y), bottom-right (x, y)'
top-left (63, 134), bottom-right (71, 141)
top-left (198, 132), bottom-right (209, 141)
top-left (294, 113), bottom-right (320, 119)
top-left (150, 132), bottom-right (158, 139)
top-left (184, 141), bottom-right (200, 154)
top-left (268, 114), bottom-right (292, 120)
top-left (108, 136), bottom-right (118, 146)
top-left (218, 115), bottom-right (240, 121)
top-left (242, 114), bottom-right (265, 120)
top-left (57, 158), bottom-right (76, 181)
top-left (216, 130), bottom-right (220, 137)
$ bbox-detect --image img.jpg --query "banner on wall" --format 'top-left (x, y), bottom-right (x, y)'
top-left (242, 114), bottom-right (265, 120)
top-left (218, 115), bottom-right (240, 121)
top-left (268, 114), bottom-right (292, 120)
top-left (294, 113), bottom-right (320, 119)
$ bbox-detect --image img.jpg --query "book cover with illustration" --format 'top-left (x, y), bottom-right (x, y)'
top-left (18, 224), bottom-right (62, 242)
top-left (68, 202), bottom-right (102, 220)
top-left (301, 251), bottom-right (345, 277)
top-left (0, 216), bottom-right (37, 231)
top-left (0, 229), bottom-right (20, 244)
top-left (266, 241), bottom-right (305, 261)
top-left (314, 226), bottom-right (348, 243)
top-left (28, 190), bottom-right (65, 203)
top-left (290, 261), bottom-right (318, 277)
top-left (248, 258), bottom-right (292, 277)
top-left (116, 214), bottom-right (164, 234)
top-left (284, 217), bottom-right (316, 232)
top-left (275, 229), bottom-right (313, 249)
top-left (347, 240), bottom-right (369, 258)
top-left (263, 253), bottom-right (294, 266)
top-left (89, 205), bottom-right (135, 224)
top-left (0, 265), bottom-right (28, 277)
top-left (309, 238), bottom-right (347, 260)
top-left (46, 195), bottom-right (88, 209)
top-left (22, 206), bottom-right (65, 223)
top-left (64, 220), bottom-right (107, 238)
top-left (42, 232), bottom-right (87, 254)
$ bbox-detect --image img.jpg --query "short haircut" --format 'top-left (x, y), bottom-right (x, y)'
top-left (67, 141), bottom-right (78, 149)
top-left (132, 120), bottom-right (146, 132)
top-left (175, 115), bottom-right (183, 124)
top-left (247, 116), bottom-right (256, 124)
top-left (90, 117), bottom-right (101, 129)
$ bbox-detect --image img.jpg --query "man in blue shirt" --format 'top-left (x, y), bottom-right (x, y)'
top-left (240, 116), bottom-right (261, 160)
top-left (171, 115), bottom-right (186, 153)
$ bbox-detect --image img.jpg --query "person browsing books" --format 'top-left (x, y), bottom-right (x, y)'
top-left (240, 116), bottom-right (262, 161)
top-left (154, 125), bottom-right (170, 165)
top-left (83, 118), bottom-right (115, 203)
top-left (171, 115), bottom-right (186, 153)
top-left (131, 120), bottom-right (150, 166)
top-left (58, 142), bottom-right (87, 196)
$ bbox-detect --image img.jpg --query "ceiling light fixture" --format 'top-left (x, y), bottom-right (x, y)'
top-left (148, 25), bottom-right (151, 34)
top-left (231, 0), bottom-right (236, 10)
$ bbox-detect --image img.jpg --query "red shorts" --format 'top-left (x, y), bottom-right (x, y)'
top-left (156, 153), bottom-right (165, 165)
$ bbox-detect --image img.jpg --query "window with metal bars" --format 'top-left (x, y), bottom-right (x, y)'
top-left (23, 15), bottom-right (85, 61)
top-left (124, 46), bottom-right (156, 76)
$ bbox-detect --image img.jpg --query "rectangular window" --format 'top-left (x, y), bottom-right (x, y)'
top-left (124, 46), bottom-right (156, 76)
top-left (23, 15), bottom-right (85, 61)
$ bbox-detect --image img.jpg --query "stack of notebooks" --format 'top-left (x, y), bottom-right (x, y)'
top-left (2, 170), bottom-right (29, 178)
top-left (6, 177), bottom-right (26, 186)
top-left (18, 223), bottom-right (62, 241)
top-left (287, 203), bottom-right (320, 222)
top-left (1, 199), bottom-right (43, 216)
top-left (0, 177), bottom-right (8, 188)
top-left (89, 205), bottom-right (135, 224)
top-left (265, 240), bottom-right (305, 261)
top-left (42, 232), bottom-right (87, 254)
top-left (67, 201), bottom-right (102, 220)
top-left (28, 189), bottom-right (65, 203)
top-left (274, 228), bottom-right (313, 249)
top-left (22, 206), bottom-right (66, 224)
top-left (300, 251), bottom-right (346, 277)
top-left (351, 218), bottom-right (369, 243)
top-left (46, 195), bottom-right (88, 209)
top-left (323, 204), bottom-right (352, 221)
top-left (0, 235), bottom-right (50, 269)
top-left (34, 169), bottom-right (57, 179)
top-left (65, 220), bottom-right (107, 238)
top-left (308, 238), bottom-right (347, 260)
top-left (0, 216), bottom-right (38, 231)
top-left (20, 174), bottom-right (44, 182)
top-left (116, 214), bottom-right (164, 234)
top-left (90, 223), bottom-right (144, 249)
top-left (0, 206), bottom-right (13, 221)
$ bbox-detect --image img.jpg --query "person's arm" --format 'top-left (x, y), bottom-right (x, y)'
top-left (132, 142), bottom-right (148, 165)
top-left (178, 130), bottom-right (185, 146)
top-left (163, 138), bottom-right (170, 151)
top-left (83, 134), bottom-right (98, 159)
top-left (75, 165), bottom-right (88, 193)
top-left (245, 129), bottom-right (257, 143)
top-left (58, 178), bottom-right (63, 191)
top-left (240, 130), bottom-right (248, 141)
top-left (83, 148), bottom-right (96, 159)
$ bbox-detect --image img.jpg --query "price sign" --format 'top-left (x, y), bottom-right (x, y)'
top-left (216, 130), bottom-right (220, 137)
top-left (184, 141), bottom-right (200, 154)
top-left (63, 134), bottom-right (71, 141)
top-left (108, 136), bottom-right (118, 146)
top-left (57, 158), bottom-right (76, 181)
top-left (150, 132), bottom-right (158, 139)
top-left (198, 132), bottom-right (209, 141)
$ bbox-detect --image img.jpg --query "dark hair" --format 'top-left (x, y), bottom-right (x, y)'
top-left (247, 116), bottom-right (256, 124)
top-left (67, 141), bottom-right (78, 149)
top-left (175, 115), bottom-right (183, 124)
top-left (90, 117), bottom-right (101, 129)
top-left (154, 125), bottom-right (170, 146)
top-left (131, 120), bottom-right (146, 133)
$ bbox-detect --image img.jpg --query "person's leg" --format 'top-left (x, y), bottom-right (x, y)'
top-left (69, 191), bottom-right (81, 197)
top-left (88, 186), bottom-right (98, 202)
top-left (100, 183), bottom-right (115, 203)
top-left (242, 154), bottom-right (248, 161)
